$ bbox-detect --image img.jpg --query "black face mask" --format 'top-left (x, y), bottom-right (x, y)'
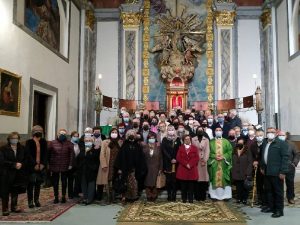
top-left (236, 143), bottom-right (244, 150)
top-left (144, 115), bottom-right (149, 120)
top-left (143, 125), bottom-right (149, 131)
top-left (133, 123), bottom-right (139, 128)
top-left (192, 109), bottom-right (196, 113)
top-left (228, 135), bottom-right (235, 141)
top-left (34, 132), bottom-right (43, 138)
top-left (151, 121), bottom-right (157, 126)
top-left (170, 115), bottom-right (175, 120)
top-left (128, 135), bottom-right (135, 141)
top-left (201, 124), bottom-right (207, 128)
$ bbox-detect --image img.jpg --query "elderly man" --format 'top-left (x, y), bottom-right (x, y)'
top-left (212, 114), bottom-right (230, 139)
top-left (229, 109), bottom-right (242, 129)
top-left (277, 131), bottom-right (300, 204)
top-left (260, 127), bottom-right (289, 218)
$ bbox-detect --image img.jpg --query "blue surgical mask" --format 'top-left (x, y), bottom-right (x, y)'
top-left (118, 128), bottom-right (125, 134)
top-left (207, 118), bottom-right (213, 124)
top-left (94, 133), bottom-right (101, 138)
top-left (278, 135), bottom-right (286, 141)
top-left (148, 138), bottom-right (156, 144)
top-left (218, 118), bottom-right (224, 123)
top-left (85, 142), bottom-right (93, 148)
top-left (71, 137), bottom-right (79, 143)
top-left (9, 139), bottom-right (19, 145)
top-left (123, 118), bottom-right (129, 123)
top-left (215, 131), bottom-right (223, 138)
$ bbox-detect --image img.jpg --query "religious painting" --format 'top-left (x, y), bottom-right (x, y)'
top-left (0, 69), bottom-right (22, 117)
top-left (147, 0), bottom-right (208, 109)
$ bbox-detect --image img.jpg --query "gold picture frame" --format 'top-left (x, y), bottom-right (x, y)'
top-left (0, 69), bottom-right (22, 117)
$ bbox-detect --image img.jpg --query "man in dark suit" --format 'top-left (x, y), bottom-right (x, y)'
top-left (212, 114), bottom-right (230, 139)
top-left (260, 127), bottom-right (289, 218)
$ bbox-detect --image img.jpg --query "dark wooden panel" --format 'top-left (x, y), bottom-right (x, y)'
top-left (91, 0), bottom-right (125, 8)
top-left (235, 0), bottom-right (263, 6)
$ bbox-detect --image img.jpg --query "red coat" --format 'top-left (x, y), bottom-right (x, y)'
top-left (176, 145), bottom-right (199, 180)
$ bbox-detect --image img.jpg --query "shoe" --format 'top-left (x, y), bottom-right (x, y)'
top-left (35, 201), bottom-right (41, 207)
top-left (242, 200), bottom-right (247, 205)
top-left (61, 197), bottom-right (66, 203)
top-left (261, 208), bottom-right (274, 213)
top-left (288, 199), bottom-right (295, 204)
top-left (28, 200), bottom-right (34, 208)
top-left (2, 211), bottom-right (10, 216)
top-left (11, 208), bottom-right (22, 213)
top-left (188, 200), bottom-right (193, 203)
top-left (54, 197), bottom-right (59, 204)
top-left (271, 212), bottom-right (283, 218)
top-left (236, 200), bottom-right (242, 204)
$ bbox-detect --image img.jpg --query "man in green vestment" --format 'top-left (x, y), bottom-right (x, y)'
top-left (208, 126), bottom-right (233, 200)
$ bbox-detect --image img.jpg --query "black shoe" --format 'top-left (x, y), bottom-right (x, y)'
top-left (236, 200), bottom-right (242, 204)
top-left (271, 212), bottom-right (283, 218)
top-left (61, 197), bottom-right (66, 203)
top-left (261, 208), bottom-right (273, 213)
top-left (54, 197), bottom-right (59, 204)
top-left (28, 200), bottom-right (35, 208)
top-left (242, 200), bottom-right (247, 205)
top-left (35, 201), bottom-right (41, 207)
top-left (188, 200), bottom-right (193, 203)
top-left (2, 211), bottom-right (10, 216)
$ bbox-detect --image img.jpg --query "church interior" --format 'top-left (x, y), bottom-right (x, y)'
top-left (0, 0), bottom-right (300, 224)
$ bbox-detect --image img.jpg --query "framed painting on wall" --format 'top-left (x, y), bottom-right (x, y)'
top-left (0, 69), bottom-right (22, 117)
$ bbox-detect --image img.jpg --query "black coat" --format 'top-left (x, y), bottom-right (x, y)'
top-left (77, 146), bottom-right (100, 182)
top-left (229, 116), bottom-right (242, 129)
top-left (161, 137), bottom-right (181, 172)
top-left (0, 143), bottom-right (29, 196)
top-left (260, 138), bottom-right (289, 176)
top-left (25, 138), bottom-right (48, 173)
top-left (232, 147), bottom-right (253, 181)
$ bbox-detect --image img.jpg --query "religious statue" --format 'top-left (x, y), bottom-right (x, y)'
top-left (149, 7), bottom-right (207, 83)
top-left (94, 86), bottom-right (103, 112)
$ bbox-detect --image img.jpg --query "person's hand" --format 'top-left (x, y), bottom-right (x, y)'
top-left (34, 164), bottom-right (40, 171)
top-left (102, 167), bottom-right (108, 172)
top-left (15, 163), bottom-right (22, 170)
top-left (171, 159), bottom-right (176, 164)
top-left (187, 164), bottom-right (191, 169)
top-left (260, 169), bottom-right (264, 175)
top-left (279, 174), bottom-right (286, 180)
top-left (68, 166), bottom-right (72, 170)
top-left (40, 164), bottom-right (45, 170)
top-left (201, 161), bottom-right (206, 166)
top-left (253, 161), bottom-right (258, 168)
top-left (118, 170), bottom-right (122, 174)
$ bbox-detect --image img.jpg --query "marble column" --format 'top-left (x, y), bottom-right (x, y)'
top-left (260, 8), bottom-right (276, 128)
top-left (214, 2), bottom-right (237, 100)
top-left (120, 3), bottom-right (143, 101)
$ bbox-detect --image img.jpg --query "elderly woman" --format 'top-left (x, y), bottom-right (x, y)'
top-left (0, 132), bottom-right (29, 216)
top-left (25, 125), bottom-right (47, 208)
top-left (161, 125), bottom-right (181, 201)
top-left (142, 133), bottom-right (162, 201)
top-left (115, 129), bottom-right (147, 203)
top-left (176, 134), bottom-right (199, 203)
top-left (48, 129), bottom-right (73, 204)
top-left (96, 128), bottom-right (122, 204)
top-left (192, 126), bottom-right (210, 201)
top-left (77, 132), bottom-right (100, 205)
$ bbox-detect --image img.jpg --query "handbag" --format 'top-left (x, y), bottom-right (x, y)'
top-left (156, 172), bottom-right (166, 189)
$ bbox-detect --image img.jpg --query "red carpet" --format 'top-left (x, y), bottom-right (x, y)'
top-left (0, 187), bottom-right (78, 222)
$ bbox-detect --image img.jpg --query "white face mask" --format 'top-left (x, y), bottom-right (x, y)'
top-left (168, 130), bottom-right (175, 135)
top-left (278, 135), bottom-right (286, 141)
top-left (207, 118), bottom-right (213, 124)
top-left (111, 133), bottom-right (118, 139)
top-left (178, 128), bottom-right (185, 132)
top-left (184, 144), bottom-right (191, 149)
top-left (215, 131), bottom-right (223, 138)
top-left (267, 133), bottom-right (275, 140)
top-left (256, 136), bottom-right (264, 142)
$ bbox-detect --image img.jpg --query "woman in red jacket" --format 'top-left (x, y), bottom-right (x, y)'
top-left (176, 134), bottom-right (200, 203)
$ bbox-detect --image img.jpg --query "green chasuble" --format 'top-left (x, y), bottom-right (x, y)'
top-left (208, 138), bottom-right (233, 189)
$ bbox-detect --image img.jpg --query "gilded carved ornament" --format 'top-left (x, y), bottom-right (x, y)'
top-left (86, 10), bottom-right (95, 30)
top-left (215, 11), bottom-right (236, 26)
top-left (121, 12), bottom-right (143, 28)
top-left (261, 9), bottom-right (271, 29)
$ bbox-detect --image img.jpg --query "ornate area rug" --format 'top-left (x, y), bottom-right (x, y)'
top-left (117, 200), bottom-right (247, 225)
top-left (0, 187), bottom-right (77, 222)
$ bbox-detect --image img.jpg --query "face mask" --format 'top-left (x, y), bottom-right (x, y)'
top-left (58, 134), bottom-right (66, 142)
top-left (215, 131), bottom-right (223, 138)
top-left (34, 132), bottom-right (43, 138)
top-left (143, 125), bottom-right (149, 131)
top-left (242, 130), bottom-right (248, 136)
top-left (118, 128), bottom-right (125, 134)
top-left (148, 138), bottom-right (156, 144)
top-left (144, 115), bottom-right (149, 120)
top-left (160, 118), bottom-right (166, 122)
top-left (128, 135), bottom-right (135, 141)
top-left (94, 133), bottom-right (101, 138)
top-left (168, 130), bottom-right (175, 135)
top-left (208, 118), bottom-right (213, 124)
top-left (184, 144), bottom-right (191, 148)
top-left (236, 143), bottom-right (244, 150)
top-left (178, 127), bottom-right (185, 133)
top-left (278, 135), bottom-right (286, 141)
top-left (202, 124), bottom-right (207, 128)
top-left (111, 133), bottom-right (118, 139)
top-left (218, 118), bottom-right (224, 123)
top-left (151, 121), bottom-right (158, 126)
top-left (133, 123), bottom-right (139, 128)
top-left (123, 118), bottom-right (129, 123)
top-left (135, 114), bottom-right (140, 118)
top-left (85, 133), bottom-right (93, 138)
top-left (228, 135), bottom-right (235, 141)
top-left (85, 142), bottom-right (93, 148)
top-left (256, 136), bottom-right (264, 142)
top-left (9, 139), bottom-right (19, 145)
top-left (170, 115), bottom-right (175, 119)
top-left (267, 133), bottom-right (275, 140)
top-left (188, 120), bottom-right (194, 125)
top-left (71, 137), bottom-right (79, 143)
top-left (249, 130), bottom-right (255, 136)
top-left (197, 131), bottom-right (204, 137)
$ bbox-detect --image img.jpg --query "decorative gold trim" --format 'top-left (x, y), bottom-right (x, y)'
top-left (85, 10), bottom-right (95, 30)
top-left (261, 9), bottom-right (271, 29)
top-left (215, 11), bottom-right (236, 26)
top-left (142, 0), bottom-right (150, 102)
top-left (121, 12), bottom-right (143, 28)
top-left (206, 0), bottom-right (214, 110)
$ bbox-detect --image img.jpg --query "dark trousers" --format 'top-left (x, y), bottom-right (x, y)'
top-left (165, 172), bottom-right (177, 201)
top-left (194, 181), bottom-right (208, 201)
top-left (81, 175), bottom-right (96, 204)
top-left (256, 169), bottom-right (266, 205)
top-left (51, 171), bottom-right (68, 198)
top-left (27, 182), bottom-right (41, 203)
top-left (264, 175), bottom-right (284, 213)
top-left (180, 180), bottom-right (195, 203)
top-left (285, 167), bottom-right (295, 200)
top-left (67, 169), bottom-right (81, 198)
top-left (96, 185), bottom-right (103, 200)
top-left (2, 192), bottom-right (18, 212)
top-left (235, 180), bottom-right (249, 201)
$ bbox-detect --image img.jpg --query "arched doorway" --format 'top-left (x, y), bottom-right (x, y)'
top-left (166, 77), bottom-right (188, 111)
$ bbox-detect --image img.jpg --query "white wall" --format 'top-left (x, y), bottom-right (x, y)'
top-left (0, 0), bottom-right (80, 138)
top-left (276, 2), bottom-right (300, 135)
top-left (96, 21), bottom-right (119, 125)
top-left (237, 19), bottom-right (261, 125)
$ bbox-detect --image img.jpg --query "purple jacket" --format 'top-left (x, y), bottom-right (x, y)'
top-left (48, 139), bottom-right (73, 173)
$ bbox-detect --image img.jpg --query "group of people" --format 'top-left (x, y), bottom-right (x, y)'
top-left (0, 107), bottom-right (299, 219)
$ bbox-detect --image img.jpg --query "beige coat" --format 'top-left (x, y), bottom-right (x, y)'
top-left (96, 139), bottom-right (122, 185)
top-left (192, 136), bottom-right (210, 182)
